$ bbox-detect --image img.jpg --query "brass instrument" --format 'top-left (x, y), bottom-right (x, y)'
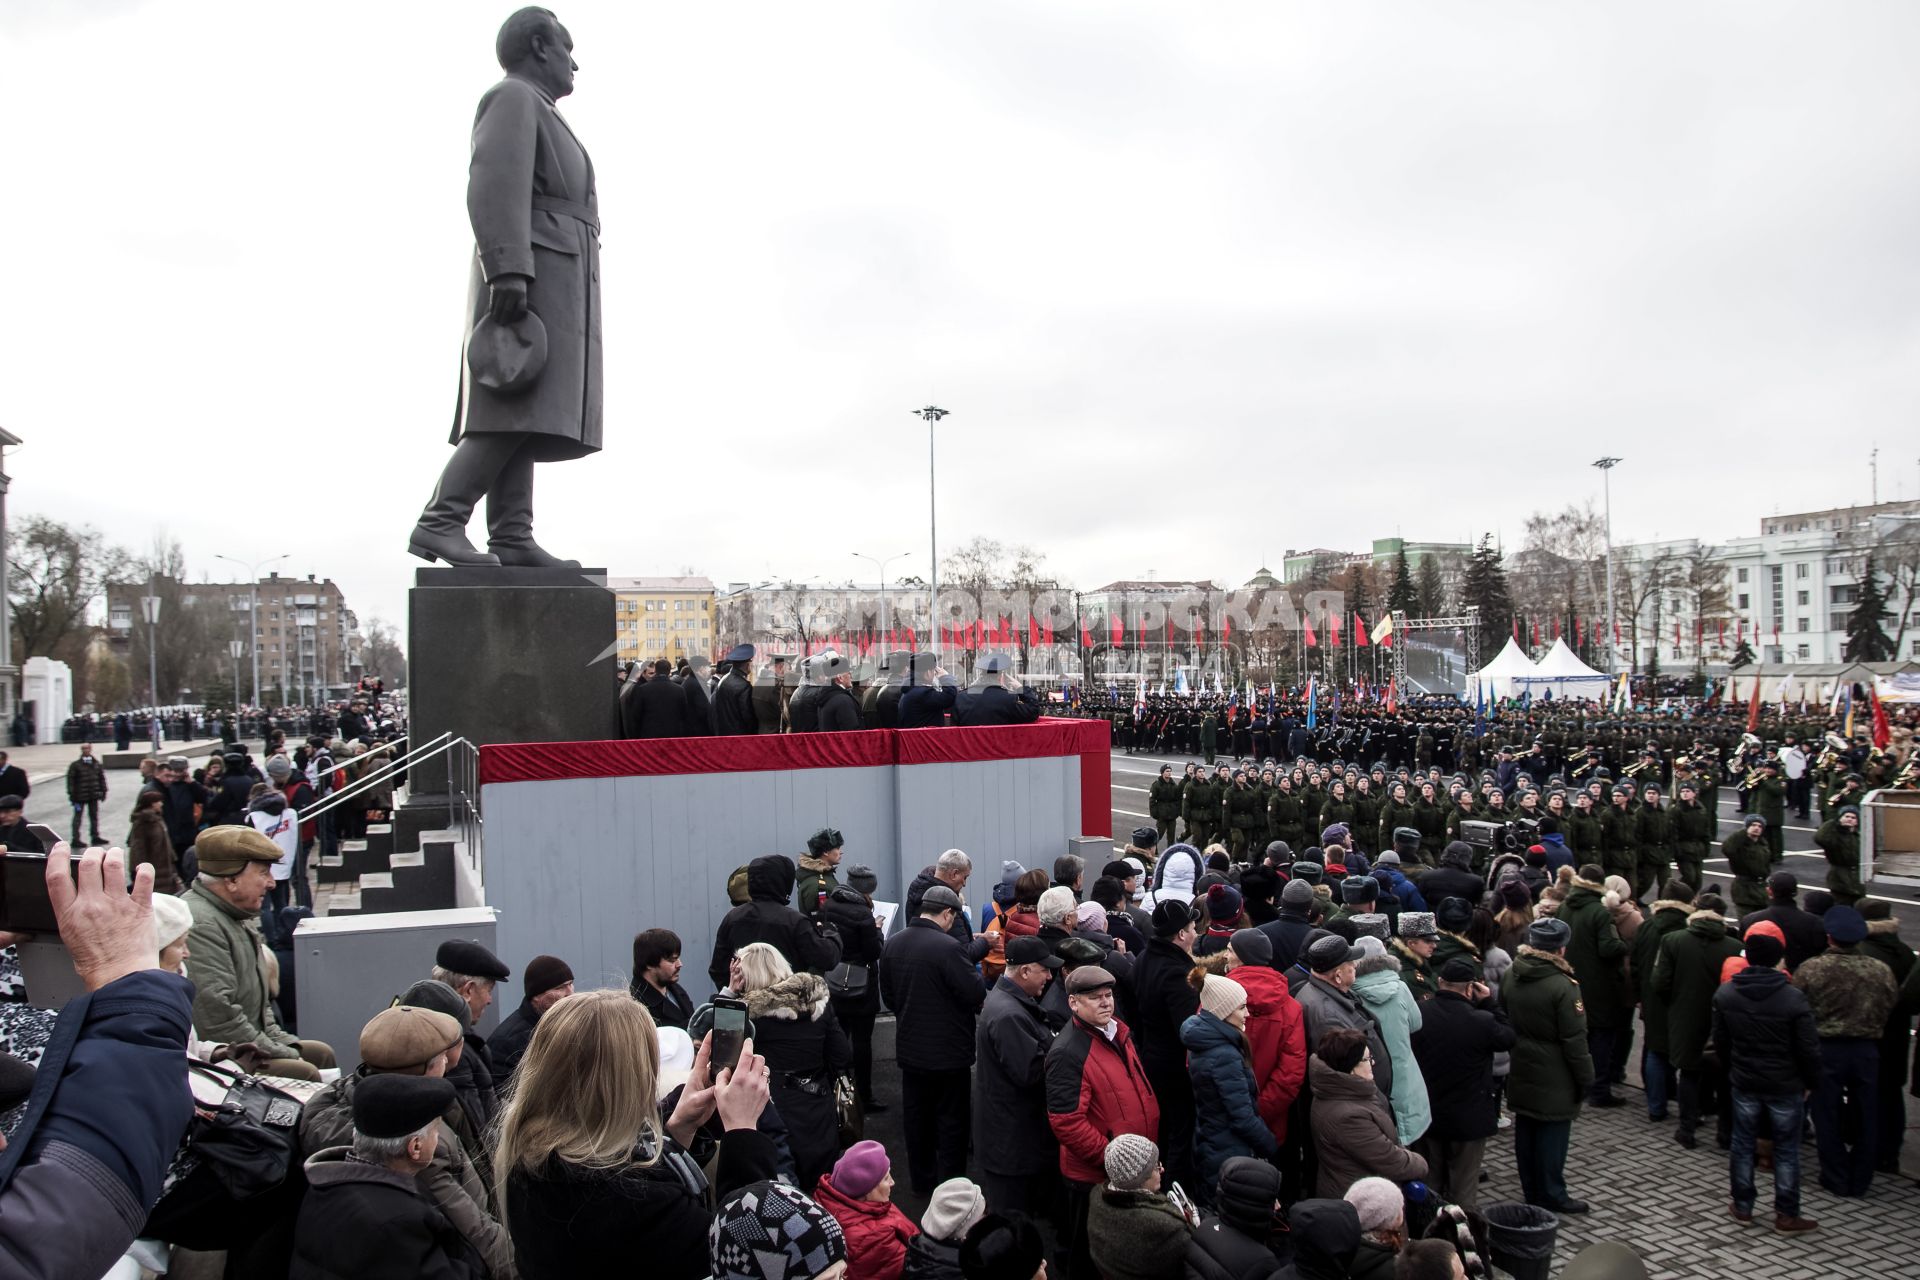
top-left (1623, 759), bottom-right (1652, 779)
top-left (1743, 769), bottom-right (1766, 790)
top-left (1571, 756), bottom-right (1599, 781)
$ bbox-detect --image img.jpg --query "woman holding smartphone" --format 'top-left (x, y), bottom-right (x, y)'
top-left (495, 989), bottom-right (779, 1279)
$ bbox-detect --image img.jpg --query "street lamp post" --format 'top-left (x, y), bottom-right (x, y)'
top-left (911, 406), bottom-right (948, 639)
top-left (139, 586), bottom-right (162, 713)
top-left (852, 551), bottom-right (911, 645)
top-left (214, 552), bottom-right (289, 707)
top-left (229, 639), bottom-right (245, 707)
top-left (1593, 457), bottom-right (1622, 675)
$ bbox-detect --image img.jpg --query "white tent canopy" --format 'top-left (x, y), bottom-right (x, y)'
top-left (1469, 637), bottom-right (1539, 701)
top-left (1517, 638), bottom-right (1612, 701)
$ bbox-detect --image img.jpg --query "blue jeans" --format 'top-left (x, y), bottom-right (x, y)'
top-left (1645, 1048), bottom-right (1676, 1118)
top-left (1730, 1089), bottom-right (1803, 1217)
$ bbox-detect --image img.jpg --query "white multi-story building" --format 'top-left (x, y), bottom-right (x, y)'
top-left (1614, 499), bottom-right (1920, 671)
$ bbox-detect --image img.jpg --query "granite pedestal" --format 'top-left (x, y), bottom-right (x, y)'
top-left (404, 566), bottom-right (617, 822)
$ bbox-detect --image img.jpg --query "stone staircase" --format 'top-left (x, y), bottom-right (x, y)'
top-left (317, 819), bottom-right (466, 917)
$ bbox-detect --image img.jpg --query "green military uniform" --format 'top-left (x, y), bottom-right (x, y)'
top-left (1378, 793), bottom-right (1418, 857)
top-left (1566, 800), bottom-right (1602, 867)
top-left (1185, 772), bottom-right (1217, 848)
top-left (1795, 947), bottom-right (1899, 1041)
top-left (1269, 784), bottom-right (1304, 850)
top-left (1668, 794), bottom-right (1712, 894)
top-left (1414, 797), bottom-right (1445, 864)
top-left (1599, 798), bottom-right (1638, 884)
top-left (1149, 771), bottom-right (1184, 849)
top-left (1502, 947), bottom-right (1595, 1122)
top-left (1814, 812), bottom-right (1862, 906)
top-left (1750, 771), bottom-right (1787, 863)
top-left (1721, 821), bottom-right (1772, 917)
top-left (1632, 898), bottom-right (1694, 1075)
top-left (1225, 777), bottom-right (1263, 858)
top-left (1199, 713), bottom-right (1217, 765)
top-left (1390, 938), bottom-right (1439, 1001)
top-left (1634, 796), bottom-right (1672, 903)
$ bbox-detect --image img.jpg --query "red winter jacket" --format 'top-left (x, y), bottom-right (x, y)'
top-left (1233, 962), bottom-right (1309, 1141)
top-left (814, 1173), bottom-right (917, 1280)
top-left (1045, 1015), bottom-right (1160, 1183)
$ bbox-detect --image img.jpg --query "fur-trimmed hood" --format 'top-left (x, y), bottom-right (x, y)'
top-left (744, 972), bottom-right (831, 1021)
top-left (797, 852), bottom-right (836, 875)
top-left (1867, 917), bottom-right (1901, 937)
top-left (1513, 944), bottom-right (1577, 979)
top-left (1648, 899), bottom-right (1692, 918)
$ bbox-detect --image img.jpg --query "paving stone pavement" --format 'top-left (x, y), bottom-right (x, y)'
top-left (1476, 1085), bottom-right (1918, 1278)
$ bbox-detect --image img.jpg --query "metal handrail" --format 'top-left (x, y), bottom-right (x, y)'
top-left (297, 732), bottom-right (442, 823)
top-left (447, 737), bottom-right (484, 873)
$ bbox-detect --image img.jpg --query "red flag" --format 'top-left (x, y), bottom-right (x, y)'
top-left (1223, 616), bottom-right (1233, 650)
top-left (1575, 617), bottom-right (1583, 647)
top-left (1772, 622), bottom-right (1780, 643)
top-left (1137, 615), bottom-right (1148, 646)
top-left (1613, 621), bottom-right (1621, 646)
top-left (1736, 619), bottom-right (1744, 644)
top-left (1674, 621), bottom-right (1680, 648)
top-left (1746, 672), bottom-right (1762, 733)
top-left (1167, 618), bottom-right (1176, 647)
top-left (1552, 617), bottom-right (1560, 641)
top-left (1530, 618), bottom-right (1539, 647)
top-left (1195, 616), bottom-right (1206, 648)
top-left (1303, 616), bottom-right (1317, 647)
top-left (1042, 618), bottom-right (1053, 646)
top-left (1512, 617), bottom-right (1520, 642)
top-left (1029, 616), bottom-right (1041, 650)
top-left (1111, 614), bottom-right (1123, 647)
top-left (1871, 688), bottom-right (1892, 749)
top-left (1330, 613), bottom-right (1342, 648)
top-left (1355, 613), bottom-right (1370, 647)
top-left (1080, 617), bottom-right (1092, 649)
top-left (1385, 677), bottom-right (1398, 714)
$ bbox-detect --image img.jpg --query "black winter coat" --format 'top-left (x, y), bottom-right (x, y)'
top-left (815, 683), bottom-right (863, 733)
top-left (713, 670), bottom-right (756, 735)
top-left (627, 674), bottom-right (692, 739)
top-left (507, 1128), bottom-right (780, 1280)
top-left (708, 855), bottom-right (844, 990)
top-left (897, 683), bottom-right (957, 729)
top-left (954, 685), bottom-right (1042, 727)
top-left (905, 868), bottom-right (991, 961)
top-left (487, 996), bottom-right (542, 1085)
top-left (1416, 865), bottom-right (1483, 909)
top-left (291, 1152), bottom-right (484, 1280)
top-left (633, 977), bottom-right (695, 1030)
top-left (745, 973), bottom-right (851, 1190)
top-left (1129, 937), bottom-right (1203, 1084)
top-left (972, 976), bottom-right (1059, 1176)
top-left (1258, 907), bottom-right (1316, 973)
top-left (1736, 903), bottom-right (1830, 973)
top-left (822, 886), bottom-right (885, 1016)
top-left (786, 684), bottom-right (822, 733)
top-left (880, 918), bottom-right (986, 1071)
top-left (681, 677), bottom-right (716, 736)
top-left (1409, 989), bottom-right (1514, 1141)
top-left (1712, 966), bottom-right (1822, 1097)
top-left (904, 1234), bottom-right (967, 1280)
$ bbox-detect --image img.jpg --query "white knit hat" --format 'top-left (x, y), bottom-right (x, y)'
top-left (921, 1177), bottom-right (988, 1241)
top-left (153, 893), bottom-right (192, 954)
top-left (1198, 974), bottom-right (1248, 1022)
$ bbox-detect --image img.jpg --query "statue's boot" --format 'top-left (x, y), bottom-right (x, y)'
top-left (407, 526), bottom-right (500, 566)
top-left (485, 445), bottom-right (580, 569)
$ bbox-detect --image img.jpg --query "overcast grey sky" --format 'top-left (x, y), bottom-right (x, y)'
top-left (4, 1), bottom-right (1917, 634)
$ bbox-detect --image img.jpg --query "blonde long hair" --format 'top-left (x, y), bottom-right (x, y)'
top-left (733, 941), bottom-right (792, 994)
top-left (493, 989), bottom-right (665, 1199)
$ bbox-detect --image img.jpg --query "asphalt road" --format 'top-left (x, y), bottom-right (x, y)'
top-left (1103, 747), bottom-right (1920, 948)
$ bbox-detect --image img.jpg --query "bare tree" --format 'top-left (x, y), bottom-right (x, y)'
top-left (361, 618), bottom-right (407, 686)
top-left (7, 515), bottom-right (133, 662)
top-left (1616, 547), bottom-right (1677, 673)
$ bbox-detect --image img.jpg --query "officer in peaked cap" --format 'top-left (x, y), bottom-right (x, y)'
top-left (954, 653), bottom-right (1041, 728)
top-left (872, 650), bottom-right (917, 729)
top-left (714, 644), bottom-right (758, 735)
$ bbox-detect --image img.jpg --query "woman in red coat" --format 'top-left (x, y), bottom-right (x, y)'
top-left (1221, 929), bottom-right (1308, 1143)
top-left (815, 1142), bottom-right (917, 1280)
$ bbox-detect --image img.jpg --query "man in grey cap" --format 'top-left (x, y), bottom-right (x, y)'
top-left (954, 653), bottom-right (1041, 727)
top-left (973, 935), bottom-right (1063, 1218)
top-left (1258, 877), bottom-right (1321, 972)
top-left (1502, 915), bottom-right (1593, 1215)
top-left (879, 881), bottom-right (986, 1195)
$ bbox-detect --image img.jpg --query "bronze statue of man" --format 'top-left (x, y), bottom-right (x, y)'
top-left (409, 7), bottom-right (601, 568)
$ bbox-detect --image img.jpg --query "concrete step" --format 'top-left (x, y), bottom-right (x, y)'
top-left (354, 836), bottom-right (459, 914)
top-left (325, 892), bottom-right (361, 915)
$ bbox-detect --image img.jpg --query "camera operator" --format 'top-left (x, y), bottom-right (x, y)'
top-left (0, 844), bottom-right (194, 1280)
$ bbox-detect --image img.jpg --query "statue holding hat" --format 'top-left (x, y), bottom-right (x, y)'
top-left (409, 7), bottom-right (602, 570)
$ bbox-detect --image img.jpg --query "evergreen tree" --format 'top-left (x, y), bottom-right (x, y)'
top-left (1843, 552), bottom-right (1895, 662)
top-left (1460, 534), bottom-right (1514, 657)
top-left (1415, 556), bottom-right (1446, 617)
top-left (1386, 546), bottom-right (1416, 617)
top-left (1730, 637), bottom-right (1755, 669)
